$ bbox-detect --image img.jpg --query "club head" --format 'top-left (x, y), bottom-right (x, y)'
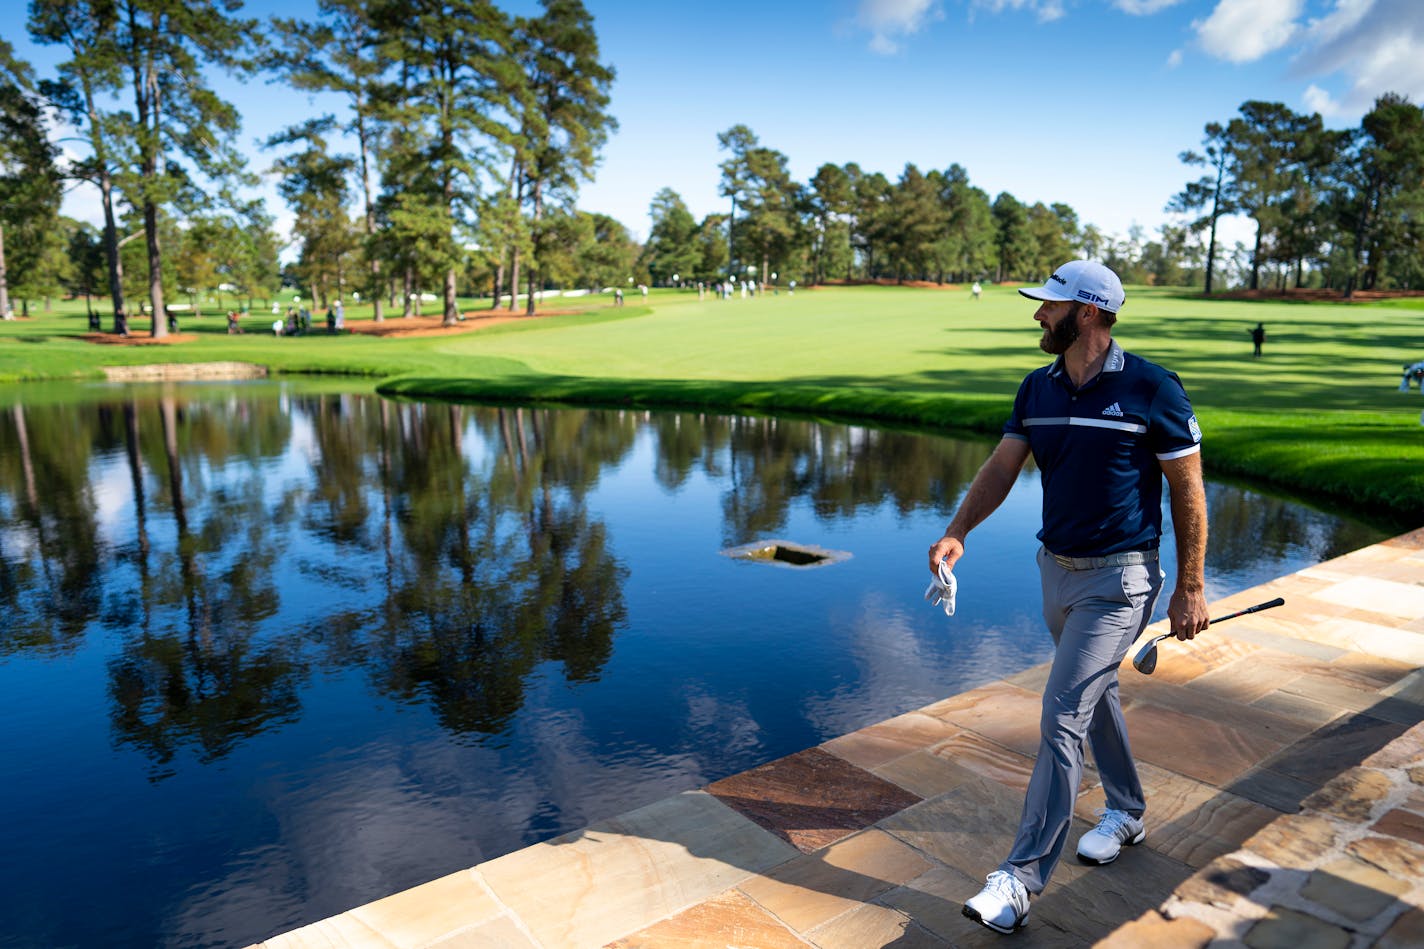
top-left (1131, 640), bottom-right (1159, 675)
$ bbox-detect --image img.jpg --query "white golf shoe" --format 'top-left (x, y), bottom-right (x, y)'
top-left (962, 870), bottom-right (1030, 934)
top-left (1076, 808), bottom-right (1145, 865)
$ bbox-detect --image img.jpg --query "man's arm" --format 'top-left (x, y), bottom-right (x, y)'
top-left (1160, 452), bottom-right (1210, 640)
top-left (928, 436), bottom-right (1031, 575)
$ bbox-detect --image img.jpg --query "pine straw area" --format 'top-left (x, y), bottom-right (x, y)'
top-left (76, 307), bottom-right (588, 343)
top-left (344, 309), bottom-right (580, 337)
top-left (82, 332), bottom-right (201, 345)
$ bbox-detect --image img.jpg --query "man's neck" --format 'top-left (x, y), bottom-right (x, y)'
top-left (1062, 332), bottom-right (1114, 388)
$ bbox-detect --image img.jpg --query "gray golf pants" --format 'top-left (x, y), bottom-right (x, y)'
top-left (999, 546), bottom-right (1164, 894)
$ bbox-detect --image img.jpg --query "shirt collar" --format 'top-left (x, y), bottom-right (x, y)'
top-left (1048, 339), bottom-right (1126, 379)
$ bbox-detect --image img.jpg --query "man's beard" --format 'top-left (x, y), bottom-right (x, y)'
top-left (1040, 306), bottom-right (1081, 354)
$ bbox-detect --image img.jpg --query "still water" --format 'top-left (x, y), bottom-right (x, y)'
top-left (0, 382), bottom-right (1385, 948)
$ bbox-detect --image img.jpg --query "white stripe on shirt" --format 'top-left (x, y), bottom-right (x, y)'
top-left (1155, 444), bottom-right (1202, 461)
top-left (1022, 416), bottom-right (1148, 435)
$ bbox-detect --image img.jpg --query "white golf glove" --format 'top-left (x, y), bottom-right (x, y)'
top-left (924, 561), bottom-right (957, 617)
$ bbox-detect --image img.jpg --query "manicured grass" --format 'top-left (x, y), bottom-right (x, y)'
top-left (2, 284), bottom-right (1422, 529)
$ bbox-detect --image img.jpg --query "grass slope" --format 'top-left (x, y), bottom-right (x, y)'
top-left (2, 285), bottom-right (1421, 527)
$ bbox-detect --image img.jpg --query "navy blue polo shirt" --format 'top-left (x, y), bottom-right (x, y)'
top-left (1004, 340), bottom-right (1201, 557)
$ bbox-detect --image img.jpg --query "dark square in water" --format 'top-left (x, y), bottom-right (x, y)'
top-left (721, 540), bottom-right (851, 569)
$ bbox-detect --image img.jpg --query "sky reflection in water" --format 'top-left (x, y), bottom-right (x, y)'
top-left (0, 382), bottom-right (1385, 948)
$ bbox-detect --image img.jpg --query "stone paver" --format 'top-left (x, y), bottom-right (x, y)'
top-left (250, 528), bottom-right (1424, 949)
top-left (705, 747), bottom-right (922, 854)
top-left (1243, 906), bottom-right (1352, 949)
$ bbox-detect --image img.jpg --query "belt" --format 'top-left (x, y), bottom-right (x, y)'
top-left (1045, 547), bottom-right (1159, 571)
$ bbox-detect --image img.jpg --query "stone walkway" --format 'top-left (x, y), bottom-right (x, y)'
top-left (254, 528), bottom-right (1424, 949)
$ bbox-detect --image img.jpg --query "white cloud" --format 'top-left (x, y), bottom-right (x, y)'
top-left (1195, 0), bottom-right (1304, 63)
top-left (1113, 0), bottom-right (1185, 14)
top-left (1302, 83), bottom-right (1340, 115)
top-left (61, 180), bottom-right (107, 229)
top-left (857, 0), bottom-right (944, 54)
top-left (973, 0), bottom-right (1065, 23)
top-left (1295, 0), bottom-right (1424, 116)
top-left (1166, 48), bottom-right (1183, 68)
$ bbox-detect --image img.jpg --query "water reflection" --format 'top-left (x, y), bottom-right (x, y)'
top-left (0, 384), bottom-right (1388, 948)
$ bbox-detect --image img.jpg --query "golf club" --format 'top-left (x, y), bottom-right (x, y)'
top-left (1131, 596), bottom-right (1286, 675)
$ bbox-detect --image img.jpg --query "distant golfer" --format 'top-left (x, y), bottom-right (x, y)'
top-left (1251, 322), bottom-right (1265, 358)
top-left (972, 280), bottom-right (983, 301)
top-left (927, 260), bottom-right (1208, 935)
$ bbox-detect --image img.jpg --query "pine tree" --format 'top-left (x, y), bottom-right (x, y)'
top-left (0, 41), bottom-right (62, 323)
top-left (107, 0), bottom-right (261, 337)
top-left (375, 0), bottom-right (516, 325)
top-left (513, 0), bottom-right (616, 315)
top-left (271, 0), bottom-right (390, 321)
top-left (28, 0), bottom-right (129, 330)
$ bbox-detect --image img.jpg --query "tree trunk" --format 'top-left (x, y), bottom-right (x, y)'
top-left (1204, 213), bottom-right (1218, 295)
top-left (507, 246), bottom-right (521, 313)
top-left (491, 257), bottom-right (504, 311)
top-left (443, 267), bottom-right (459, 325)
top-left (0, 223), bottom-right (11, 321)
top-left (356, 109), bottom-right (383, 323)
top-left (144, 200), bottom-right (166, 337)
top-left (525, 179), bottom-right (542, 316)
top-left (402, 265), bottom-right (414, 317)
top-left (135, 13), bottom-right (166, 338)
top-left (727, 196), bottom-right (736, 275)
top-left (507, 164), bottom-right (525, 313)
top-left (1249, 220), bottom-right (1263, 291)
top-left (75, 67), bottom-right (127, 330)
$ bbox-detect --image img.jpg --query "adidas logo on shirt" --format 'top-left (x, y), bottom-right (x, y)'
top-left (1102, 403), bottom-right (1124, 417)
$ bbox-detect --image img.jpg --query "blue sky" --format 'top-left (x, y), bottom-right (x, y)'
top-left (7, 0), bottom-right (1423, 254)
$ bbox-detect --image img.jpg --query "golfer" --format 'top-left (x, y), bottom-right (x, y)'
top-left (927, 259), bottom-right (1209, 934)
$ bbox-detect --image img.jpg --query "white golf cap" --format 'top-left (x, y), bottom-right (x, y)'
top-left (1019, 260), bottom-right (1125, 313)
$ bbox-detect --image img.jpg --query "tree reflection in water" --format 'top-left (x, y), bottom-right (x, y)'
top-left (13, 390), bottom-right (641, 766)
top-left (0, 389), bottom-right (1389, 771)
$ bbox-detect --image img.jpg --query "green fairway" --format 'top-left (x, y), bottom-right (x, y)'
top-left (2, 284), bottom-right (1421, 527)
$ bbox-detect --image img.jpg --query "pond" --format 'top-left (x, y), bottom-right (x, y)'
top-left (0, 382), bottom-right (1387, 948)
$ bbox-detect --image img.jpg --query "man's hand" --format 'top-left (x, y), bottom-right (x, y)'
top-left (1167, 587), bottom-right (1210, 641)
top-left (929, 534), bottom-right (964, 576)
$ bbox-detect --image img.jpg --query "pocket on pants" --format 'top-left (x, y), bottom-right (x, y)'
top-left (1119, 563), bottom-right (1154, 604)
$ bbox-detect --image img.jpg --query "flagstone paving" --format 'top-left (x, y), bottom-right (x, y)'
top-left (251, 527), bottom-right (1424, 948)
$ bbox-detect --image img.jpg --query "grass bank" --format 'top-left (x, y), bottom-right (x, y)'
top-left (2, 284), bottom-right (1421, 529)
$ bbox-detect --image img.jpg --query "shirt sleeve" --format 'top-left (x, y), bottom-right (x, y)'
top-left (1148, 372), bottom-right (1201, 460)
top-left (1003, 375), bottom-right (1031, 440)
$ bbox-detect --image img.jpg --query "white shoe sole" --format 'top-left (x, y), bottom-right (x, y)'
top-left (1077, 828), bottom-right (1146, 865)
top-left (962, 904), bottom-right (1029, 934)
